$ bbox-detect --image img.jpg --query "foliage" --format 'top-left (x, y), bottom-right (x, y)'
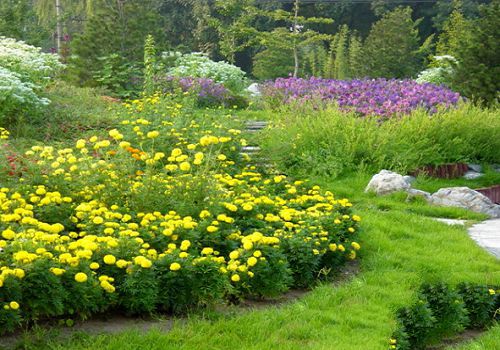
top-left (457, 282), bottom-right (498, 329)
top-left (0, 37), bottom-right (63, 123)
top-left (416, 55), bottom-right (458, 86)
top-left (143, 35), bottom-right (157, 96)
top-left (67, 0), bottom-right (165, 92)
top-left (0, 95), bottom-right (361, 333)
top-left (362, 7), bottom-right (432, 78)
top-left (435, 2), bottom-right (474, 58)
top-left (261, 77), bottom-right (460, 117)
top-left (259, 103), bottom-right (500, 178)
top-left (167, 52), bottom-right (248, 94)
top-left (391, 282), bottom-right (498, 350)
top-left (92, 54), bottom-right (142, 99)
top-left (451, 0), bottom-right (500, 105)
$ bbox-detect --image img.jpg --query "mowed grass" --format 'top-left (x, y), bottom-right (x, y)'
top-left (7, 174), bottom-right (498, 350)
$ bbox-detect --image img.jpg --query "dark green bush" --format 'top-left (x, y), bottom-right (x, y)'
top-left (395, 300), bottom-right (436, 349)
top-left (457, 282), bottom-right (497, 329)
top-left (419, 282), bottom-right (468, 337)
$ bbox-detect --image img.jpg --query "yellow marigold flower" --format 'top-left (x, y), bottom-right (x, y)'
top-left (179, 252), bottom-right (189, 258)
top-left (1, 229), bottom-right (15, 240)
top-left (170, 262), bottom-right (181, 271)
top-left (229, 251), bottom-right (239, 260)
top-left (352, 215), bottom-right (361, 222)
top-left (201, 247), bottom-right (214, 255)
top-left (329, 243), bottom-right (337, 252)
top-left (207, 225), bottom-right (218, 233)
top-left (103, 255), bottom-right (116, 265)
top-left (338, 244), bottom-right (345, 252)
top-left (93, 216), bottom-right (104, 225)
top-left (90, 262), bottom-right (100, 270)
top-left (147, 131), bottom-right (159, 138)
top-left (116, 259), bottom-right (129, 268)
top-left (74, 272), bottom-right (88, 283)
top-left (247, 257), bottom-right (258, 267)
top-left (243, 241), bottom-right (253, 250)
top-left (231, 274), bottom-right (241, 282)
top-left (76, 139), bottom-right (86, 149)
top-left (171, 148), bottom-right (182, 157)
top-left (9, 301), bottom-right (19, 310)
top-left (179, 162), bottom-right (191, 171)
top-left (351, 242), bottom-right (361, 251)
top-left (50, 267), bottom-right (65, 276)
top-left (253, 250), bottom-right (262, 258)
top-left (108, 129), bottom-right (123, 140)
top-left (348, 227), bottom-right (355, 233)
top-left (242, 203), bottom-right (253, 211)
top-left (199, 210), bottom-right (211, 219)
top-left (489, 289), bottom-right (496, 295)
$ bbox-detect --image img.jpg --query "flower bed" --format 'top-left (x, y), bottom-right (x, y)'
top-left (261, 77), bottom-right (461, 117)
top-left (0, 95), bottom-right (361, 333)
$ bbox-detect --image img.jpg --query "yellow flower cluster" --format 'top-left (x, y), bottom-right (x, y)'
top-left (0, 95), bottom-right (361, 330)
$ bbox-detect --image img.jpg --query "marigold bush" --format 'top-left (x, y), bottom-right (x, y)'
top-left (0, 95), bottom-right (361, 332)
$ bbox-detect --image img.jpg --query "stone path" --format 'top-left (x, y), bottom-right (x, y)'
top-left (433, 218), bottom-right (500, 259)
top-left (468, 219), bottom-right (500, 259)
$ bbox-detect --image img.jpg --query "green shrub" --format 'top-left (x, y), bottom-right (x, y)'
top-left (419, 282), bottom-right (468, 337)
top-left (395, 299), bottom-right (436, 349)
top-left (457, 282), bottom-right (497, 329)
top-left (260, 103), bottom-right (500, 178)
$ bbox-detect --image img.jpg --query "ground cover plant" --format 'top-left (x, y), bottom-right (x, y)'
top-left (0, 95), bottom-right (362, 334)
top-left (261, 77), bottom-right (461, 118)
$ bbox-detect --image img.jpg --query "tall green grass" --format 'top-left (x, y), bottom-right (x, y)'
top-left (259, 104), bottom-right (500, 178)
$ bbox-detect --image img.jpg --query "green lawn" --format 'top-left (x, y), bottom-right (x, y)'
top-left (5, 174), bottom-right (498, 350)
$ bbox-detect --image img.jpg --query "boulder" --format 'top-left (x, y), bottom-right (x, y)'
top-left (463, 171), bottom-right (484, 180)
top-left (467, 163), bottom-right (482, 173)
top-left (246, 83), bottom-right (261, 97)
top-left (429, 187), bottom-right (500, 218)
top-left (406, 188), bottom-right (431, 201)
top-left (365, 170), bottom-right (411, 195)
top-left (403, 175), bottom-right (416, 185)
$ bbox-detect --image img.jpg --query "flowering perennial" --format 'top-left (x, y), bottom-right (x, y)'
top-left (0, 95), bottom-right (361, 332)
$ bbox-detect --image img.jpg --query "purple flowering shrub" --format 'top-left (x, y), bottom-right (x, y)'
top-left (154, 76), bottom-right (246, 108)
top-left (261, 77), bottom-right (461, 117)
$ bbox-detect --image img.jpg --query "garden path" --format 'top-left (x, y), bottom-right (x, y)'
top-left (468, 219), bottom-right (500, 259)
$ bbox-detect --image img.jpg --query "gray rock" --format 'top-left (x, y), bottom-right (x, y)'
top-left (467, 163), bottom-right (482, 173)
top-left (429, 187), bottom-right (500, 218)
top-left (403, 175), bottom-right (416, 185)
top-left (492, 164), bottom-right (500, 173)
top-left (365, 170), bottom-right (411, 195)
top-left (406, 188), bottom-right (431, 201)
top-left (463, 171), bottom-right (484, 180)
top-left (246, 83), bottom-right (261, 97)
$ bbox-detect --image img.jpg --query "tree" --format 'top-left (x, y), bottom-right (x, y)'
top-left (452, 0), bottom-right (500, 104)
top-left (0, 0), bottom-right (50, 47)
top-left (213, 0), bottom-right (333, 78)
top-left (436, 1), bottom-right (473, 57)
top-left (68, 0), bottom-right (165, 89)
top-left (362, 6), bottom-right (432, 78)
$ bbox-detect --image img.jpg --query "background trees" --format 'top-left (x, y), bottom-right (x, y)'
top-left (0, 0), bottom-right (497, 103)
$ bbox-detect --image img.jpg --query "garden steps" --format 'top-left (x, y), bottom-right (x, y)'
top-left (242, 121), bottom-right (271, 169)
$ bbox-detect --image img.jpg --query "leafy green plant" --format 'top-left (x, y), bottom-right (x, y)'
top-left (457, 282), bottom-right (497, 329)
top-left (92, 54), bottom-right (141, 99)
top-left (395, 299), bottom-right (436, 349)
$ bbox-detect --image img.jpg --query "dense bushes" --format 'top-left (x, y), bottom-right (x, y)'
top-left (259, 103), bottom-right (500, 178)
top-left (0, 37), bottom-right (63, 122)
top-left (391, 282), bottom-right (499, 350)
top-left (0, 95), bottom-right (361, 334)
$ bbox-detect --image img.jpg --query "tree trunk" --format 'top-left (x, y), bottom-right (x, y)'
top-left (55, 0), bottom-right (62, 54)
top-left (292, 0), bottom-right (299, 77)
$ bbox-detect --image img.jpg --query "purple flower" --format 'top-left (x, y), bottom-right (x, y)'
top-left (261, 77), bottom-right (462, 118)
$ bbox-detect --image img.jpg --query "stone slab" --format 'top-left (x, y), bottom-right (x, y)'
top-left (468, 219), bottom-right (500, 259)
